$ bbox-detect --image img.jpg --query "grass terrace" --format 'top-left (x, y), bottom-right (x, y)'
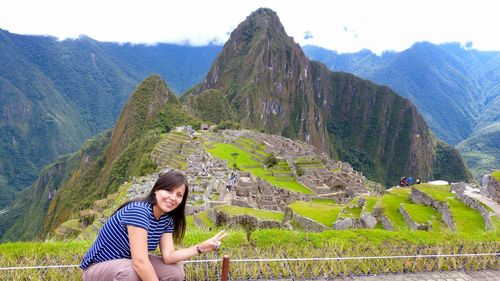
top-left (293, 156), bottom-right (326, 169)
top-left (379, 188), bottom-right (411, 230)
top-left (415, 184), bottom-right (486, 233)
top-left (362, 196), bottom-right (378, 213)
top-left (206, 142), bottom-right (312, 194)
top-left (288, 200), bottom-right (342, 227)
top-left (403, 203), bottom-right (444, 231)
top-left (341, 198), bottom-right (362, 218)
top-left (215, 205), bottom-right (284, 222)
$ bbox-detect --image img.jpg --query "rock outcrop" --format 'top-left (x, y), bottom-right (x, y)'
top-left (481, 173), bottom-right (500, 203)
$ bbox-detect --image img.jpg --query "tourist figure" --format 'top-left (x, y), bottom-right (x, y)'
top-left (80, 170), bottom-right (227, 281)
top-left (399, 177), bottom-right (408, 187)
top-left (407, 176), bottom-right (413, 186)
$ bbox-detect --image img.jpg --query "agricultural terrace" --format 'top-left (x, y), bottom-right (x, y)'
top-left (205, 140), bottom-right (312, 194)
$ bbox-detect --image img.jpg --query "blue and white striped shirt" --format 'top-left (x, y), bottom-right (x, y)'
top-left (80, 201), bottom-right (174, 269)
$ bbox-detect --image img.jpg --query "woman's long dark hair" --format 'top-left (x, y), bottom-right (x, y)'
top-left (114, 170), bottom-right (189, 244)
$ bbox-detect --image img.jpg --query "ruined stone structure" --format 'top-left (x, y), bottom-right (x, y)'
top-left (399, 204), bottom-right (431, 231)
top-left (452, 182), bottom-right (494, 230)
top-left (481, 174), bottom-right (500, 203)
top-left (333, 197), bottom-right (377, 230)
top-left (410, 187), bottom-right (456, 231)
top-left (206, 208), bottom-right (285, 230)
top-left (283, 207), bottom-right (326, 232)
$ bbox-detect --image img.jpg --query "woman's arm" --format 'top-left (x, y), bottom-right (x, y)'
top-left (160, 230), bottom-right (228, 264)
top-left (128, 225), bottom-right (159, 281)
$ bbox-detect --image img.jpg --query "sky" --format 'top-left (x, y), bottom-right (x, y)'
top-left (0, 0), bottom-right (498, 55)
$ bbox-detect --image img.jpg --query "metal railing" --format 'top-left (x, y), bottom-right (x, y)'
top-left (1, 253), bottom-right (498, 280)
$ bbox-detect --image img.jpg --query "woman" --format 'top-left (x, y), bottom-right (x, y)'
top-left (80, 170), bottom-right (227, 281)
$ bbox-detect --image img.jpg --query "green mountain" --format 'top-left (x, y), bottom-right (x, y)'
top-left (185, 8), bottom-right (470, 186)
top-left (0, 29), bottom-right (220, 207)
top-left (303, 43), bottom-right (500, 179)
top-left (457, 122), bottom-right (500, 179)
top-left (0, 75), bottom-right (199, 241)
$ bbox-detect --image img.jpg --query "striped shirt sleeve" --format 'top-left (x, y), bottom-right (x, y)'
top-left (121, 203), bottom-right (150, 230)
top-left (164, 217), bottom-right (174, 233)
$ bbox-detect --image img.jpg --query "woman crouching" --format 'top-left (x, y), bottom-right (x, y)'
top-left (80, 170), bottom-right (227, 281)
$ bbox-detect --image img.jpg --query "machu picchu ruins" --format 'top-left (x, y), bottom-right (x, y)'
top-left (55, 127), bottom-right (500, 239)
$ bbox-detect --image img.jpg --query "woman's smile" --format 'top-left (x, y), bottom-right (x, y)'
top-left (154, 184), bottom-right (186, 217)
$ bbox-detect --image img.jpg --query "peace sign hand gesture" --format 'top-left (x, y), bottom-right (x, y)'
top-left (197, 230), bottom-right (228, 253)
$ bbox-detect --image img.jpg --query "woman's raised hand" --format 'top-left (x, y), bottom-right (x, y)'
top-left (198, 230), bottom-right (228, 253)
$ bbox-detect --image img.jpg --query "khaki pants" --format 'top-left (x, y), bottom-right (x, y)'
top-left (82, 255), bottom-right (185, 281)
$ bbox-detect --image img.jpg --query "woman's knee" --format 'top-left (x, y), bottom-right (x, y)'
top-left (159, 264), bottom-right (185, 281)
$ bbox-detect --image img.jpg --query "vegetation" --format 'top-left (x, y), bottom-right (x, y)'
top-left (215, 205), bottom-right (284, 222)
top-left (415, 184), bottom-right (486, 232)
top-left (492, 170), bottom-right (500, 182)
top-left (288, 201), bottom-right (342, 226)
top-left (433, 141), bottom-right (473, 183)
top-left (206, 142), bottom-right (312, 194)
top-left (379, 188), bottom-right (411, 230)
top-left (402, 203), bottom-right (444, 230)
top-left (457, 124), bottom-right (500, 181)
top-left (1, 229), bottom-right (498, 280)
top-left (263, 153), bottom-right (278, 168)
top-left (2, 12), bottom-right (499, 279)
top-left (0, 30), bottom-right (220, 209)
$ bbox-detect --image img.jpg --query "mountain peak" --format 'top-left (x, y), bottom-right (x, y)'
top-left (187, 9), bottom-right (469, 186)
top-left (239, 8), bottom-right (287, 36)
top-left (227, 7), bottom-right (291, 51)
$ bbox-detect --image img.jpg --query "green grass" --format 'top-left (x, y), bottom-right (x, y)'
top-left (330, 168), bottom-right (341, 173)
top-left (416, 184), bottom-right (486, 233)
top-left (0, 228), bottom-right (498, 280)
top-left (293, 156), bottom-right (322, 165)
top-left (492, 170), bottom-right (500, 182)
top-left (206, 142), bottom-right (312, 194)
top-left (60, 219), bottom-right (84, 231)
top-left (186, 214), bottom-right (195, 228)
top-left (363, 196), bottom-right (378, 213)
top-left (492, 216), bottom-right (500, 230)
top-left (340, 197), bottom-right (361, 218)
top-left (311, 198), bottom-right (337, 204)
top-left (380, 188), bottom-right (411, 230)
top-left (215, 205), bottom-right (284, 221)
top-left (199, 211), bottom-right (217, 229)
top-left (342, 205), bottom-right (362, 218)
top-left (288, 201), bottom-right (342, 226)
top-left (402, 204), bottom-right (444, 231)
top-left (415, 184), bottom-right (454, 201)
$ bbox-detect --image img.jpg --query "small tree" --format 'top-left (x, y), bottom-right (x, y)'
top-left (230, 152), bottom-right (239, 170)
top-left (263, 153), bottom-right (278, 168)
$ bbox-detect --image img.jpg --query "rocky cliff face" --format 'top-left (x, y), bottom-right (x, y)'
top-left (194, 8), bottom-right (328, 152)
top-left (186, 8), bottom-right (465, 185)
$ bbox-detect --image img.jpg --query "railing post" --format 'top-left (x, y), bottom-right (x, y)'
top-left (221, 255), bottom-right (230, 281)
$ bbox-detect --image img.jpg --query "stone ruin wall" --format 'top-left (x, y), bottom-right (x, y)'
top-left (481, 174), bottom-right (500, 203)
top-left (452, 182), bottom-right (493, 230)
top-left (410, 187), bottom-right (455, 231)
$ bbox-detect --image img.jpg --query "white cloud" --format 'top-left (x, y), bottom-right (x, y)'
top-left (0, 0), bottom-right (498, 54)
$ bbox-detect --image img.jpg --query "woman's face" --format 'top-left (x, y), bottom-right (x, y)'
top-left (155, 184), bottom-right (186, 214)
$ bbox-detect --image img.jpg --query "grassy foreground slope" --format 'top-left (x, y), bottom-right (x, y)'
top-left (1, 228), bottom-right (498, 280)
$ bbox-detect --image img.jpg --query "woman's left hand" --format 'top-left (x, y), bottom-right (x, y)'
top-left (198, 230), bottom-right (228, 253)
